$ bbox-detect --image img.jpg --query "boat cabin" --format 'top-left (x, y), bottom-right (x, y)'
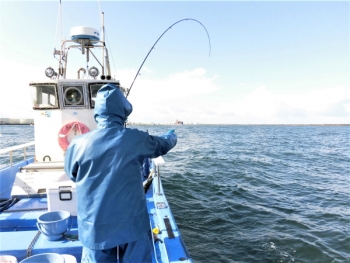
top-left (29, 23), bottom-right (126, 162)
top-left (29, 80), bottom-right (123, 162)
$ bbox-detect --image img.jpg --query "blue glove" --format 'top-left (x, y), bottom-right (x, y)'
top-left (167, 129), bottom-right (175, 134)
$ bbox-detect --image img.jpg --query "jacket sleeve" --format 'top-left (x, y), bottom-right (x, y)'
top-left (140, 131), bottom-right (177, 159)
top-left (64, 143), bottom-right (80, 183)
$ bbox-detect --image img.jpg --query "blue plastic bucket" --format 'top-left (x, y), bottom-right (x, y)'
top-left (37, 211), bottom-right (71, 241)
top-left (19, 253), bottom-right (64, 263)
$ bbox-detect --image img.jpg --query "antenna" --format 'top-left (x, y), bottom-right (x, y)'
top-left (60, 0), bottom-right (62, 43)
top-left (101, 12), bottom-right (105, 77)
top-left (54, 0), bottom-right (62, 49)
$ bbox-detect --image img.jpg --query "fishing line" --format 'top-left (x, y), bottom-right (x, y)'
top-left (126, 18), bottom-right (211, 98)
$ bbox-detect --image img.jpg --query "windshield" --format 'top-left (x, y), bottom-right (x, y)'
top-left (90, 84), bottom-right (105, 108)
top-left (30, 84), bottom-right (58, 109)
top-left (89, 83), bottom-right (122, 108)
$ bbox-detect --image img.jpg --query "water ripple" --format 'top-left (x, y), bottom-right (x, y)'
top-left (2, 125), bottom-right (349, 263)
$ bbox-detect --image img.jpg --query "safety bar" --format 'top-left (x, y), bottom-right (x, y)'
top-left (19, 162), bottom-right (64, 172)
top-left (152, 156), bottom-right (165, 195)
top-left (0, 141), bottom-right (35, 166)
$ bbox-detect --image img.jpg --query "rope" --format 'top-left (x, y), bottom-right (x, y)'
top-left (58, 122), bottom-right (82, 138)
top-left (26, 231), bottom-right (41, 258)
top-left (3, 207), bottom-right (47, 213)
top-left (0, 198), bottom-right (18, 212)
top-left (63, 233), bottom-right (79, 241)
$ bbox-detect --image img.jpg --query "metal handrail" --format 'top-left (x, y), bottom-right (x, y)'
top-left (152, 156), bottom-right (165, 195)
top-left (0, 141), bottom-right (35, 166)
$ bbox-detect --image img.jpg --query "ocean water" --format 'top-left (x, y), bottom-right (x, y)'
top-left (1, 125), bottom-right (349, 263)
top-left (0, 125), bottom-right (35, 169)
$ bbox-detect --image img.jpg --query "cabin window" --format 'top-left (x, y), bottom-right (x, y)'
top-left (30, 84), bottom-right (59, 109)
top-left (89, 84), bottom-right (104, 108)
top-left (63, 86), bottom-right (84, 106)
top-left (89, 83), bottom-right (121, 108)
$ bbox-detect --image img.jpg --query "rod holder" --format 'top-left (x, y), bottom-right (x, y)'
top-left (157, 166), bottom-right (162, 196)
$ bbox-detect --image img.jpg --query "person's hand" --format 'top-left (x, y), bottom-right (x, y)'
top-left (167, 129), bottom-right (175, 134)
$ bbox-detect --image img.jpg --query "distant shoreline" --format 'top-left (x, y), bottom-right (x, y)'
top-left (0, 124), bottom-right (34, 126)
top-left (127, 123), bottom-right (350, 126)
top-left (1, 124), bottom-right (349, 126)
top-left (0, 118), bottom-right (34, 125)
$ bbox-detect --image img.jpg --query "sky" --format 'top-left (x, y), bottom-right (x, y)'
top-left (0, 1), bottom-right (349, 124)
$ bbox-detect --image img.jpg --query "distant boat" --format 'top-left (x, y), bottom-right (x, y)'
top-left (175, 119), bottom-right (184, 125)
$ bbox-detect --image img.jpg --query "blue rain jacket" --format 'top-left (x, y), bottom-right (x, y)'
top-left (64, 84), bottom-right (177, 250)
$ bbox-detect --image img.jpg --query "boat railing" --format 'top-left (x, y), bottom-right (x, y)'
top-left (0, 141), bottom-right (35, 166)
top-left (152, 156), bottom-right (165, 195)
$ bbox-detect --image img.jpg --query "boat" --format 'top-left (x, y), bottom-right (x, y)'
top-left (175, 120), bottom-right (184, 125)
top-left (0, 10), bottom-right (192, 263)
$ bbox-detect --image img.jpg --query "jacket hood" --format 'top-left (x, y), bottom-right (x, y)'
top-left (94, 84), bottom-right (133, 128)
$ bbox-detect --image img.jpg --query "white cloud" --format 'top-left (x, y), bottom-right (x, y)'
top-left (117, 67), bottom-right (219, 100)
top-left (203, 85), bottom-right (350, 124)
top-left (124, 75), bottom-right (350, 124)
top-left (201, 86), bottom-right (350, 124)
top-left (0, 55), bottom-right (44, 119)
top-left (114, 66), bottom-right (350, 124)
top-left (115, 67), bottom-right (221, 123)
top-left (1, 59), bottom-right (349, 125)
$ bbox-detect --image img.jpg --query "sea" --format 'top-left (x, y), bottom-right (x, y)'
top-left (0, 124), bottom-right (349, 263)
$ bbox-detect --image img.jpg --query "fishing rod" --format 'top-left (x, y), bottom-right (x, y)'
top-left (126, 18), bottom-right (211, 98)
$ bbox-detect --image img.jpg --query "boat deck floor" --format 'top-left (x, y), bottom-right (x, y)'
top-left (0, 173), bottom-right (191, 263)
top-left (0, 197), bottom-right (159, 263)
top-left (0, 198), bottom-right (82, 262)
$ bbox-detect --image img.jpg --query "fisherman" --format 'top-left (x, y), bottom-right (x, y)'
top-left (64, 83), bottom-right (177, 263)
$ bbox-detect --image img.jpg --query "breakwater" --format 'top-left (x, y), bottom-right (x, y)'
top-left (0, 118), bottom-right (34, 125)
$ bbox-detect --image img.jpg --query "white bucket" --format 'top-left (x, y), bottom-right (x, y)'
top-left (19, 253), bottom-right (64, 263)
top-left (62, 254), bottom-right (77, 263)
top-left (0, 255), bottom-right (18, 263)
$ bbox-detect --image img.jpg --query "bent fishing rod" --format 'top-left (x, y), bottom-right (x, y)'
top-left (126, 18), bottom-right (211, 98)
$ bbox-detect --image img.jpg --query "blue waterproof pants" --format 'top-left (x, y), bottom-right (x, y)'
top-left (81, 232), bottom-right (152, 263)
